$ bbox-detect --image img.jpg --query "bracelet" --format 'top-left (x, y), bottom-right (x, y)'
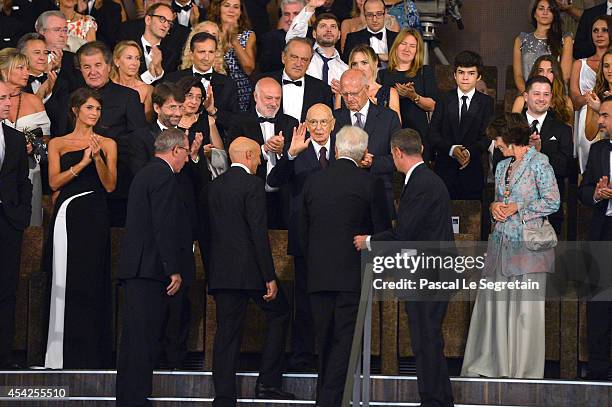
top-left (69, 166), bottom-right (78, 177)
top-left (413, 94), bottom-right (421, 104)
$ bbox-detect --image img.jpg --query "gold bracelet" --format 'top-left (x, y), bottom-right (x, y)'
top-left (69, 166), bottom-right (78, 177)
top-left (413, 94), bottom-right (421, 104)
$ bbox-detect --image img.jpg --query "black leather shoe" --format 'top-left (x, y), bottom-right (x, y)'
top-left (254, 382), bottom-right (296, 399)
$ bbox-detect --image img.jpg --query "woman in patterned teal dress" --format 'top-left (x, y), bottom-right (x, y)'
top-left (209, 0), bottom-right (256, 112)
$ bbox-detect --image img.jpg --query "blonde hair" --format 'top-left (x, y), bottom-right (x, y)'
top-left (348, 44), bottom-right (378, 81)
top-left (110, 40), bottom-right (143, 82)
top-left (180, 21), bottom-right (226, 74)
top-left (387, 28), bottom-right (424, 77)
top-left (0, 48), bottom-right (29, 82)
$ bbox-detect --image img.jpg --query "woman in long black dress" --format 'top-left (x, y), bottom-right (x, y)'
top-left (43, 88), bottom-right (117, 369)
top-left (378, 28), bottom-right (437, 159)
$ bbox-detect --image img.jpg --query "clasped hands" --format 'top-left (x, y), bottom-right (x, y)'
top-left (452, 145), bottom-right (470, 169)
top-left (490, 201), bottom-right (518, 222)
top-left (594, 176), bottom-right (612, 201)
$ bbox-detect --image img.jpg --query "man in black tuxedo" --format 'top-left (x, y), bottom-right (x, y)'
top-left (354, 128), bottom-right (455, 407)
top-left (171, 0), bottom-right (206, 28)
top-left (35, 11), bottom-right (83, 91)
top-left (68, 41), bottom-right (148, 226)
top-left (0, 80), bottom-right (32, 369)
top-left (116, 128), bottom-right (194, 406)
top-left (166, 32), bottom-right (240, 141)
top-left (342, 0), bottom-right (397, 65)
top-left (229, 78), bottom-right (298, 229)
top-left (117, 2), bottom-right (181, 84)
top-left (333, 69), bottom-right (401, 215)
top-left (202, 137), bottom-right (294, 405)
top-left (301, 125), bottom-right (391, 407)
top-left (573, 1), bottom-right (608, 59)
top-left (263, 37), bottom-right (332, 122)
top-left (258, 0), bottom-right (305, 73)
top-left (267, 103), bottom-right (336, 370)
top-left (81, 0), bottom-right (123, 46)
top-left (429, 50), bottom-right (494, 201)
top-left (523, 76), bottom-right (573, 235)
top-left (578, 95), bottom-right (612, 381)
top-left (17, 33), bottom-right (71, 137)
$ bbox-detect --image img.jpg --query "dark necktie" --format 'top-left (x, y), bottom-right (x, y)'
top-left (369, 31), bottom-right (383, 40)
top-left (319, 146), bottom-right (328, 168)
top-left (530, 119), bottom-right (539, 135)
top-left (282, 79), bottom-right (302, 87)
top-left (316, 49), bottom-right (333, 85)
top-left (460, 95), bottom-right (468, 123)
top-left (354, 112), bottom-right (364, 128)
top-left (28, 73), bottom-right (48, 85)
top-left (173, 1), bottom-right (192, 12)
top-left (195, 72), bottom-right (213, 81)
top-left (257, 116), bottom-right (276, 124)
top-left (145, 45), bottom-right (152, 54)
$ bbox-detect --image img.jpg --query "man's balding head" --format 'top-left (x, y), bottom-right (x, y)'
top-left (254, 77), bottom-right (282, 118)
top-left (229, 136), bottom-right (262, 174)
top-left (340, 69), bottom-right (369, 112)
top-left (305, 103), bottom-right (335, 145)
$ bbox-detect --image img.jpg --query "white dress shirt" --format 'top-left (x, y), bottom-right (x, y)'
top-left (526, 111), bottom-right (548, 133)
top-left (351, 100), bottom-right (370, 127)
top-left (87, 0), bottom-right (95, 14)
top-left (367, 28), bottom-right (388, 55)
top-left (257, 109), bottom-right (280, 192)
top-left (281, 71), bottom-right (305, 121)
top-left (175, 1), bottom-right (192, 27)
top-left (313, 137), bottom-right (331, 161)
top-left (140, 36), bottom-right (165, 84)
top-left (193, 66), bottom-right (213, 91)
top-left (608, 1), bottom-right (612, 15)
top-left (231, 162), bottom-right (251, 174)
top-left (157, 120), bottom-right (169, 131)
top-left (29, 74), bottom-right (53, 104)
top-left (449, 87), bottom-right (477, 157)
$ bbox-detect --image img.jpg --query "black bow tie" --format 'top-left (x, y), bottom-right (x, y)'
top-left (28, 73), bottom-right (47, 85)
top-left (282, 79), bottom-right (302, 87)
top-left (195, 72), bottom-right (213, 81)
top-left (145, 45), bottom-right (152, 54)
top-left (369, 31), bottom-right (383, 40)
top-left (173, 1), bottom-right (192, 12)
top-left (257, 116), bottom-right (276, 124)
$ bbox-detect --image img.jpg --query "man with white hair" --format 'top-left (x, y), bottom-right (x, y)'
top-left (300, 125), bottom-right (391, 407)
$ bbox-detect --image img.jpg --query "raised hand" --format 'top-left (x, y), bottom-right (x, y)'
top-left (595, 176), bottom-right (612, 200)
top-left (204, 85), bottom-right (216, 114)
top-left (265, 132), bottom-right (285, 155)
top-left (89, 134), bottom-right (102, 159)
top-left (189, 3), bottom-right (200, 27)
top-left (288, 123), bottom-right (311, 157)
top-left (81, 146), bottom-right (93, 166)
top-left (50, 49), bottom-right (63, 71)
top-left (191, 132), bottom-right (204, 161)
top-left (529, 131), bottom-right (542, 152)
top-left (36, 70), bottom-right (57, 100)
top-left (331, 79), bottom-right (341, 95)
top-left (149, 46), bottom-right (163, 77)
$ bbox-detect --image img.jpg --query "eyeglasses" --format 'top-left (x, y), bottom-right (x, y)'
top-left (176, 146), bottom-right (190, 153)
top-left (150, 14), bottom-right (174, 27)
top-left (306, 119), bottom-right (331, 127)
top-left (364, 11), bottom-right (385, 19)
top-left (46, 27), bottom-right (68, 34)
top-left (340, 88), bottom-right (366, 98)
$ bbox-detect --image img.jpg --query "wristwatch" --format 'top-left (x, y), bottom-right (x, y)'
top-left (208, 107), bottom-right (218, 118)
top-left (413, 94), bottom-right (420, 103)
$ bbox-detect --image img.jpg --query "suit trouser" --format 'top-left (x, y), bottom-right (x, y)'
top-left (291, 256), bottom-right (315, 362)
top-left (212, 287), bottom-right (290, 407)
top-left (0, 209), bottom-right (23, 366)
top-left (310, 291), bottom-right (360, 407)
top-left (160, 283), bottom-right (191, 368)
top-left (406, 301), bottom-right (454, 407)
top-left (116, 278), bottom-right (168, 407)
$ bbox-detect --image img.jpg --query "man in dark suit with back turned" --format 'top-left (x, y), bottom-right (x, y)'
top-left (342, 0), bottom-right (398, 65)
top-left (301, 125), bottom-right (391, 407)
top-left (202, 137), bottom-right (294, 406)
top-left (116, 128), bottom-right (193, 406)
top-left (354, 128), bottom-right (455, 407)
top-left (0, 80), bottom-right (32, 369)
top-left (333, 69), bottom-right (401, 216)
top-left (578, 95), bottom-right (612, 380)
top-left (573, 1), bottom-right (608, 59)
top-left (229, 77), bottom-right (298, 229)
top-left (267, 103), bottom-right (336, 370)
top-left (166, 32), bottom-right (240, 142)
top-left (262, 37), bottom-right (333, 123)
top-left (429, 50), bottom-right (494, 201)
top-left (66, 41), bottom-right (148, 226)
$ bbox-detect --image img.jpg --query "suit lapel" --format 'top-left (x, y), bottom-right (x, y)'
top-left (386, 30), bottom-right (397, 52)
top-left (538, 112), bottom-right (554, 142)
top-left (363, 103), bottom-right (378, 136)
top-left (448, 92), bottom-right (460, 140)
top-left (301, 75), bottom-right (316, 121)
top-left (0, 124), bottom-right (13, 175)
top-left (602, 142), bottom-right (611, 181)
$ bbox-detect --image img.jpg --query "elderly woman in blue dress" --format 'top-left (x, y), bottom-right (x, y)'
top-left (461, 113), bottom-right (560, 379)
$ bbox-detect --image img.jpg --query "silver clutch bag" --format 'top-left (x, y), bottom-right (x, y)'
top-left (522, 218), bottom-right (557, 251)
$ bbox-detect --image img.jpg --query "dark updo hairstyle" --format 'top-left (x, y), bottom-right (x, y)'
top-left (176, 76), bottom-right (206, 114)
top-left (69, 87), bottom-right (103, 124)
top-left (487, 113), bottom-right (530, 147)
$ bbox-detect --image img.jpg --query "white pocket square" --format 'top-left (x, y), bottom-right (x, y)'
top-left (549, 136), bottom-right (557, 141)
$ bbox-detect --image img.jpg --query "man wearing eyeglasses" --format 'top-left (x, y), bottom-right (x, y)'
top-left (343, 0), bottom-right (397, 65)
top-left (17, 32), bottom-right (71, 137)
top-left (118, 2), bottom-right (186, 83)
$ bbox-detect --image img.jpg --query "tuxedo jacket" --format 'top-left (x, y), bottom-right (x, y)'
top-left (372, 163), bottom-right (454, 242)
top-left (0, 124), bottom-right (33, 230)
top-left (531, 111), bottom-right (573, 178)
top-left (0, 15), bottom-right (26, 50)
top-left (88, 0), bottom-right (123, 46)
top-left (429, 89), bottom-right (494, 194)
top-left (578, 139), bottom-right (612, 241)
top-left (202, 166), bottom-right (276, 292)
top-left (573, 2), bottom-right (608, 59)
top-left (257, 29), bottom-right (287, 74)
top-left (119, 157), bottom-right (193, 283)
top-left (263, 70), bottom-right (333, 122)
top-left (333, 103), bottom-right (401, 202)
top-left (24, 76), bottom-right (70, 137)
top-left (228, 111), bottom-right (298, 181)
top-left (301, 159), bottom-right (391, 293)
top-left (165, 69), bottom-right (240, 137)
top-left (267, 136), bottom-right (336, 256)
top-left (343, 28), bottom-right (398, 63)
top-left (171, 3), bottom-right (207, 29)
top-left (60, 50), bottom-right (84, 92)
